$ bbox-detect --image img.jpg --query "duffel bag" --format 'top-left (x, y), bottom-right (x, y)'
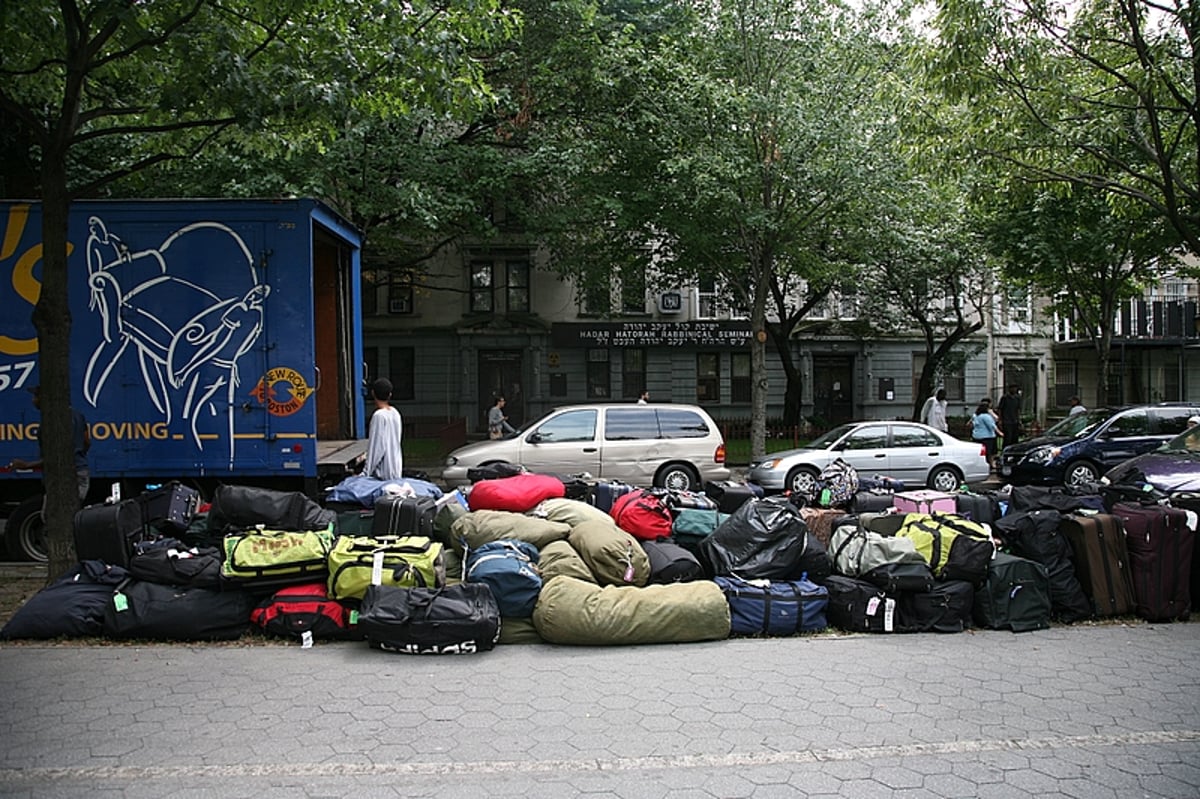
top-left (464, 540), bottom-right (543, 618)
top-left (450, 510), bottom-right (570, 553)
top-left (208, 484), bottom-right (336, 533)
top-left (641, 539), bottom-right (705, 584)
top-left (823, 574), bottom-right (897, 633)
top-left (359, 583), bottom-right (500, 655)
top-left (467, 473), bottom-right (565, 513)
top-left (128, 538), bottom-right (222, 588)
top-left (327, 535), bottom-right (446, 601)
top-left (567, 519), bottom-right (651, 587)
top-left (670, 508), bottom-right (729, 553)
top-left (715, 575), bottom-right (828, 636)
top-left (829, 525), bottom-right (932, 587)
top-left (250, 582), bottom-right (362, 641)
top-left (895, 580), bottom-right (975, 633)
top-left (973, 552), bottom-right (1052, 633)
top-left (894, 513), bottom-right (995, 585)
top-left (221, 526), bottom-right (336, 587)
top-left (610, 489), bottom-right (673, 541)
top-left (103, 579), bottom-right (254, 641)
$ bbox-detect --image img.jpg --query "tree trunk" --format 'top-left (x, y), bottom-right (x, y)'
top-left (36, 152), bottom-right (81, 581)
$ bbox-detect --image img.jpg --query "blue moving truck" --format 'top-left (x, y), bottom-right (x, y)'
top-left (0, 199), bottom-right (367, 560)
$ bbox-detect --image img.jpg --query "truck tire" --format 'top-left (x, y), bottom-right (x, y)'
top-left (5, 495), bottom-right (48, 563)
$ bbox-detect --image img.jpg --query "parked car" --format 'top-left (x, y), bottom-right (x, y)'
top-left (441, 403), bottom-right (730, 490)
top-left (1102, 423), bottom-right (1200, 495)
top-left (745, 421), bottom-right (989, 495)
top-left (998, 403), bottom-right (1200, 487)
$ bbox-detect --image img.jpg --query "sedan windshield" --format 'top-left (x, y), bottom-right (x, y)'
top-left (1044, 410), bottom-right (1109, 439)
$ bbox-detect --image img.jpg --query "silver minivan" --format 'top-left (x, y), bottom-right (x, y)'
top-left (441, 403), bottom-right (730, 490)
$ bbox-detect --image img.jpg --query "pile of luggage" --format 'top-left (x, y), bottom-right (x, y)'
top-left (2, 465), bottom-right (1197, 653)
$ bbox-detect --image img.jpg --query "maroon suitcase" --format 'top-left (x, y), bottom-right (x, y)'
top-left (1110, 502), bottom-right (1194, 622)
top-left (1060, 513), bottom-right (1135, 617)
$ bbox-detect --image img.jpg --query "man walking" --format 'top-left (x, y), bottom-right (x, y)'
top-left (998, 384), bottom-right (1022, 448)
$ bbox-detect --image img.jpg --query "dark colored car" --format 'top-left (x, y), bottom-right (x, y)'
top-left (998, 404), bottom-right (1200, 487)
top-left (1103, 424), bottom-right (1200, 495)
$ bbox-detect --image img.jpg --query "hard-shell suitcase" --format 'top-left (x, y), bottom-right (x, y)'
top-left (591, 482), bottom-right (636, 514)
top-left (1167, 493), bottom-right (1200, 610)
top-left (1111, 502), bottom-right (1194, 622)
top-left (973, 552), bottom-right (1052, 632)
top-left (1060, 513), bottom-right (1135, 617)
top-left (73, 499), bottom-right (149, 568)
top-left (703, 480), bottom-right (762, 514)
top-left (372, 495), bottom-right (437, 538)
top-left (893, 490), bottom-right (956, 515)
top-left (138, 481), bottom-right (200, 533)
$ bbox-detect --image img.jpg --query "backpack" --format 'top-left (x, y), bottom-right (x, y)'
top-left (817, 458), bottom-right (859, 508)
top-left (610, 489), bottom-right (674, 541)
top-left (463, 540), bottom-right (543, 618)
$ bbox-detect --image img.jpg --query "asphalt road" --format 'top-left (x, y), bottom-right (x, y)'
top-left (1, 621), bottom-right (1198, 798)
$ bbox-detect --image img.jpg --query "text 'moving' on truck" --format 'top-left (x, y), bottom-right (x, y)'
top-left (0, 199), bottom-right (366, 561)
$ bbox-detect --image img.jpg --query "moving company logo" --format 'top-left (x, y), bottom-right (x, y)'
top-left (250, 367), bottom-right (312, 417)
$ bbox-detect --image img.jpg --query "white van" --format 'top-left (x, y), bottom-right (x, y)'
top-left (441, 403), bottom-right (730, 490)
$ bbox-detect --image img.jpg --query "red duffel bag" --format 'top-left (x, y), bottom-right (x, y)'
top-left (610, 489), bottom-right (673, 541)
top-left (467, 473), bottom-right (566, 513)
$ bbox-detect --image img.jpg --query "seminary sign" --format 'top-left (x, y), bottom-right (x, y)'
top-left (551, 321), bottom-right (753, 348)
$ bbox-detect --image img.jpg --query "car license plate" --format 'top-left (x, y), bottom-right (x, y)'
top-left (1001, 466), bottom-right (1012, 476)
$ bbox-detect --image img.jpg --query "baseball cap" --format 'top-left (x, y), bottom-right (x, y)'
top-left (1188, 415), bottom-right (1200, 426)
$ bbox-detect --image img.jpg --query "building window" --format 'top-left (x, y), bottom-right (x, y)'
top-left (587, 348), bottom-right (610, 398)
top-left (696, 276), bottom-right (719, 320)
top-left (387, 347), bottom-right (415, 400)
top-left (388, 272), bottom-right (414, 315)
top-left (731, 352), bottom-right (751, 402)
top-left (506, 260), bottom-right (530, 312)
top-left (697, 353), bottom-right (720, 402)
top-left (470, 261), bottom-right (493, 313)
top-left (1054, 360), bottom-right (1078, 407)
top-left (622, 349), bottom-right (646, 399)
top-left (912, 353), bottom-right (965, 402)
top-left (581, 281), bottom-right (611, 315)
top-left (621, 267), bottom-right (646, 314)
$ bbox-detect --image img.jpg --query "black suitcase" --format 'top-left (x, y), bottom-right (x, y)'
top-left (703, 480), bottom-right (762, 514)
top-left (73, 500), bottom-right (149, 568)
top-left (372, 495), bottom-right (437, 538)
top-left (851, 490), bottom-right (895, 513)
top-left (896, 580), bottom-right (974, 633)
top-left (955, 493), bottom-right (998, 525)
top-left (1111, 502), bottom-right (1194, 622)
top-left (138, 481), bottom-right (200, 533)
top-left (641, 539), bottom-right (704, 584)
top-left (824, 574), bottom-right (897, 633)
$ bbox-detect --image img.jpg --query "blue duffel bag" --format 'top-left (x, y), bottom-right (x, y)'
top-left (464, 540), bottom-right (543, 618)
top-left (714, 574), bottom-right (828, 636)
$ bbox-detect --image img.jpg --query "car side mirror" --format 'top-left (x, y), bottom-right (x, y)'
top-left (527, 432), bottom-right (542, 444)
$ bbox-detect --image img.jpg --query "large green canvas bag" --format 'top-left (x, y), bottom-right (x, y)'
top-left (221, 525), bottom-right (335, 586)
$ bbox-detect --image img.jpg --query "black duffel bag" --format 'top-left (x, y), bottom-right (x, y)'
top-left (207, 484), bottom-right (336, 534)
top-left (103, 579), bottom-right (254, 641)
top-left (359, 583), bottom-right (500, 655)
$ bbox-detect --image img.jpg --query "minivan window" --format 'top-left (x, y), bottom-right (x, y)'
top-left (605, 408), bottom-right (660, 440)
top-left (1045, 409), bottom-right (1108, 438)
top-left (1151, 408), bottom-right (1196, 436)
top-left (657, 408), bottom-right (710, 439)
top-left (535, 409), bottom-right (597, 442)
top-left (1106, 410), bottom-right (1149, 437)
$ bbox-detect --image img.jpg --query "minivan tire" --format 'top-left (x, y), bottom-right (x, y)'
top-left (656, 463), bottom-right (698, 492)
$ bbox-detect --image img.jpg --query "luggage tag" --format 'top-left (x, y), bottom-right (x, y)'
top-left (113, 592), bottom-right (129, 612)
top-left (372, 550), bottom-right (385, 586)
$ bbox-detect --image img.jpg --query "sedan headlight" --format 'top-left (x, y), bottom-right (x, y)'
top-left (751, 458), bottom-right (784, 471)
top-left (1026, 447), bottom-right (1061, 465)
top-left (445, 455), bottom-right (459, 467)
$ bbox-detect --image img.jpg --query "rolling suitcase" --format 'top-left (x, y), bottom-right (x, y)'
top-left (703, 480), bottom-right (762, 514)
top-left (590, 481), bottom-right (636, 513)
top-left (1060, 513), bottom-right (1135, 617)
top-left (138, 481), bottom-right (200, 534)
top-left (372, 495), bottom-right (437, 538)
top-left (1111, 502), bottom-right (1194, 622)
top-left (955, 493), bottom-right (998, 525)
top-left (73, 499), bottom-right (149, 568)
top-left (1167, 494), bottom-right (1200, 610)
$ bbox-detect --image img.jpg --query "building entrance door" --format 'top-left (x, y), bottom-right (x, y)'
top-left (1002, 359), bottom-right (1038, 419)
top-left (478, 351), bottom-right (525, 431)
top-left (812, 356), bottom-right (855, 425)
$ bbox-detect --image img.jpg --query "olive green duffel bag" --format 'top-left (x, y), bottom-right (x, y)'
top-left (221, 525), bottom-right (336, 586)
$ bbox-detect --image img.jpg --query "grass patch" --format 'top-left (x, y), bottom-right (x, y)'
top-left (723, 437), bottom-right (808, 466)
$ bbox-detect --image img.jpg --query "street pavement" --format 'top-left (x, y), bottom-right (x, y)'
top-left (1, 621), bottom-right (1198, 798)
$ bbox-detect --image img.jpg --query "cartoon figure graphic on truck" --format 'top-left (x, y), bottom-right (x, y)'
top-left (82, 215), bottom-right (269, 466)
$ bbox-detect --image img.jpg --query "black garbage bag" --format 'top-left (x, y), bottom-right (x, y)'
top-left (697, 495), bottom-right (831, 583)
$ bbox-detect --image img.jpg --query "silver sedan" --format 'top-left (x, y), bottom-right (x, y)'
top-left (746, 421), bottom-right (990, 495)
